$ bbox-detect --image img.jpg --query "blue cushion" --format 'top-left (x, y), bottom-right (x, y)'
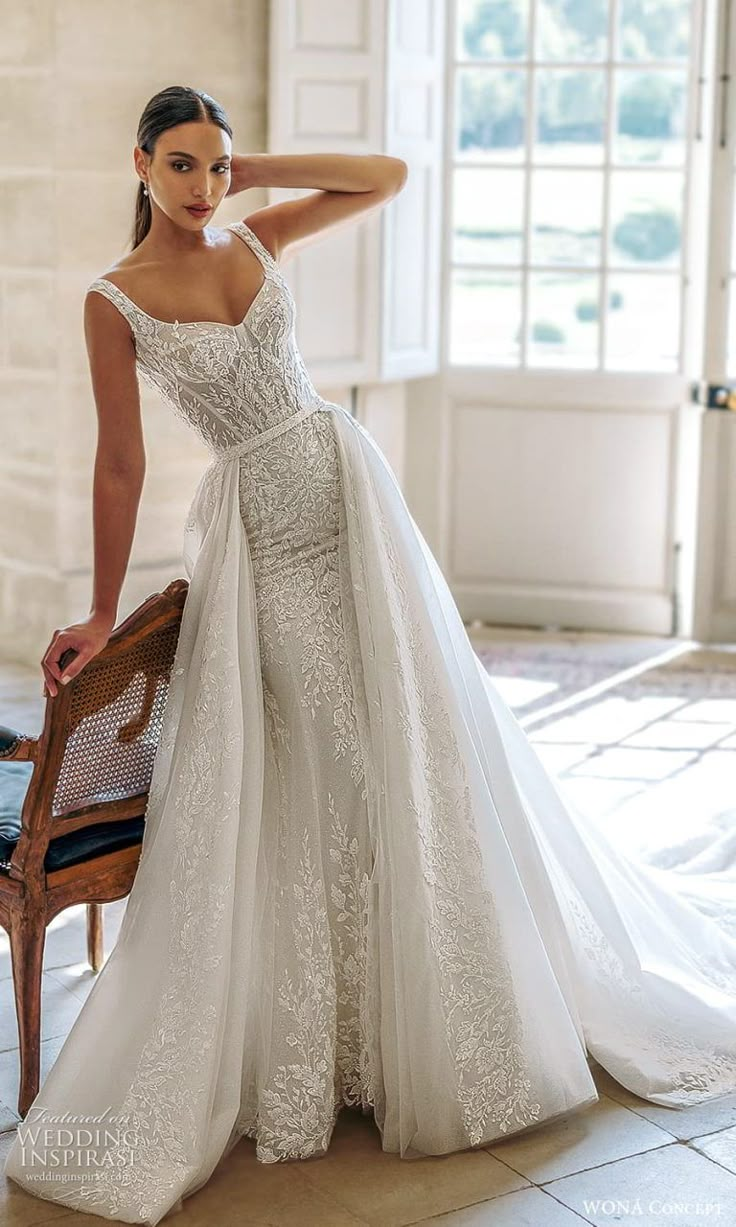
top-left (0, 761), bottom-right (33, 838)
top-left (0, 761), bottom-right (144, 873)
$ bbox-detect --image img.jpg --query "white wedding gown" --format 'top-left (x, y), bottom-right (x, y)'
top-left (5, 220), bottom-right (736, 1224)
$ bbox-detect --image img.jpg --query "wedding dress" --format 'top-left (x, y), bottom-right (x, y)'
top-left (4, 220), bottom-right (736, 1225)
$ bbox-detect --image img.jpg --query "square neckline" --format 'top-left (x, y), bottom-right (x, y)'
top-left (90, 222), bottom-right (271, 331)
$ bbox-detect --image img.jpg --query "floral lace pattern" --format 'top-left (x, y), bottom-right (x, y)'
top-left (10, 513), bottom-right (245, 1222)
top-left (562, 887), bottom-right (736, 1103)
top-left (90, 224), bottom-right (378, 1169)
top-left (87, 221), bottom-right (331, 456)
top-left (234, 539), bottom-right (376, 1161)
top-left (9, 218), bottom-right (735, 1227)
top-left (367, 487), bottom-right (544, 1143)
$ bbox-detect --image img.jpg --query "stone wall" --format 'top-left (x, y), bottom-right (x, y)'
top-left (0, 1), bottom-right (413, 668)
top-left (0, 0), bottom-right (269, 666)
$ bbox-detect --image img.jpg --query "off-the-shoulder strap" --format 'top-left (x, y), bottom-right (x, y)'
top-left (87, 278), bottom-right (139, 331)
top-left (228, 220), bottom-right (281, 277)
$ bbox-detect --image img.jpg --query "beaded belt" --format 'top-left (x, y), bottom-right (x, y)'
top-left (211, 401), bottom-right (332, 472)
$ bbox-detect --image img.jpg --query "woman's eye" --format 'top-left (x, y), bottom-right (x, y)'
top-left (171, 162), bottom-right (228, 173)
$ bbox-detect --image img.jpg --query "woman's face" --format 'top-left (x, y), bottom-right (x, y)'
top-left (135, 121), bottom-right (232, 226)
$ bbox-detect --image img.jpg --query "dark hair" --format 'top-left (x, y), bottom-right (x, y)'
top-left (132, 85), bottom-right (232, 249)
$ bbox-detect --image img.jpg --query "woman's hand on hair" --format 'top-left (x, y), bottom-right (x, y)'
top-left (225, 154), bottom-right (256, 197)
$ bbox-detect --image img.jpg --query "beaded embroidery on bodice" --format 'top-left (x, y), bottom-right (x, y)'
top-left (87, 221), bottom-right (330, 457)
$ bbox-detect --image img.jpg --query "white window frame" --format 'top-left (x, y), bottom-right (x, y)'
top-left (441, 0), bottom-right (710, 397)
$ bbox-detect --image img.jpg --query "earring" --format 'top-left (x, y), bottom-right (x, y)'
top-left (142, 184), bottom-right (149, 197)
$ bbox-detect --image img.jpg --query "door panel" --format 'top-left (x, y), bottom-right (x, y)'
top-left (440, 0), bottom-right (714, 636)
top-left (693, 0), bottom-right (736, 639)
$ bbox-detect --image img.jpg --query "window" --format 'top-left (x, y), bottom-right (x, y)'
top-left (448, 0), bottom-right (696, 372)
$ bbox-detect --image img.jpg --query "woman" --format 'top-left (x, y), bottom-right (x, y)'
top-left (5, 85), bottom-right (736, 1225)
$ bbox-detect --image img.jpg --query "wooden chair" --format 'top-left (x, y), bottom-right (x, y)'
top-left (0, 578), bottom-right (188, 1116)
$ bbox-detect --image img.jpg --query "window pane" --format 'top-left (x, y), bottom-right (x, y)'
top-left (605, 274), bottom-right (680, 370)
top-left (527, 274), bottom-right (600, 368)
top-left (614, 71), bottom-right (687, 165)
top-left (450, 270), bottom-right (522, 366)
top-left (536, 0), bottom-right (608, 61)
top-left (449, 1), bottom-right (693, 375)
top-left (456, 69), bottom-right (526, 163)
top-left (535, 70), bottom-right (605, 164)
top-left (453, 168), bottom-right (525, 265)
top-left (609, 172), bottom-right (683, 268)
top-left (618, 0), bottom-right (691, 61)
top-left (530, 170), bottom-right (603, 265)
top-left (456, 0), bottom-right (529, 61)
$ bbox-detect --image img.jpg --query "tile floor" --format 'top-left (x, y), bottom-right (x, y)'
top-left (1, 628), bottom-right (736, 1226)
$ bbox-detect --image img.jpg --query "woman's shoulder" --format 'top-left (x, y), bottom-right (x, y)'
top-left (89, 249), bottom-right (153, 296)
top-left (85, 252), bottom-right (155, 335)
top-left (85, 246), bottom-right (170, 335)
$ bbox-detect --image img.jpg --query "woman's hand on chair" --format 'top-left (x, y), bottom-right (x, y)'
top-left (41, 613), bottom-right (115, 698)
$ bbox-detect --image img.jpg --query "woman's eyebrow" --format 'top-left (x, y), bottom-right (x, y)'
top-left (165, 151), bottom-right (231, 161)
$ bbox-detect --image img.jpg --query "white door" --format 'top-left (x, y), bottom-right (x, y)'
top-left (441, 0), bottom-right (716, 637)
top-left (693, 0), bottom-right (736, 640)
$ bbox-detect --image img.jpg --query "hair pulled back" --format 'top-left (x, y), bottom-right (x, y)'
top-left (132, 85), bottom-right (232, 249)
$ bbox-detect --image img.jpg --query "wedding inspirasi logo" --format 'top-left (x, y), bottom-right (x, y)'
top-left (14, 1106), bottom-right (146, 1178)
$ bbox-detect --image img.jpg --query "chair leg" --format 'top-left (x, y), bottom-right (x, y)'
top-left (86, 902), bottom-right (104, 972)
top-left (8, 914), bottom-right (45, 1118)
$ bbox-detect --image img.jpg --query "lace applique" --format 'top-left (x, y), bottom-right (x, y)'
top-left (563, 888), bottom-right (736, 1103)
top-left (236, 665), bottom-right (374, 1160)
top-left (328, 796), bottom-right (375, 1110)
top-left (23, 553), bottom-right (240, 1220)
top-left (364, 487), bottom-right (544, 1144)
top-left (83, 221), bottom-right (375, 1175)
top-left (262, 679), bottom-right (292, 754)
top-left (237, 796), bottom-right (375, 1164)
top-left (254, 823), bottom-right (339, 1162)
top-left (86, 221), bottom-right (327, 458)
top-left (237, 411), bottom-right (366, 794)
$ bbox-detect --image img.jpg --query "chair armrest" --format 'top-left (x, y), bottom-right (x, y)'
top-left (0, 725), bottom-right (37, 762)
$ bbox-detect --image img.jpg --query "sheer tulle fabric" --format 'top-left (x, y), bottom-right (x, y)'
top-left (6, 406), bottom-right (736, 1225)
top-left (344, 417), bottom-right (736, 1107)
top-left (4, 221), bottom-right (735, 1225)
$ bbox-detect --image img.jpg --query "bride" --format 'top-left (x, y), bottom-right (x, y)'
top-left (4, 85), bottom-right (736, 1226)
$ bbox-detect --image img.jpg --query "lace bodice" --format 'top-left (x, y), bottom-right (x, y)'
top-left (87, 221), bottom-right (330, 457)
